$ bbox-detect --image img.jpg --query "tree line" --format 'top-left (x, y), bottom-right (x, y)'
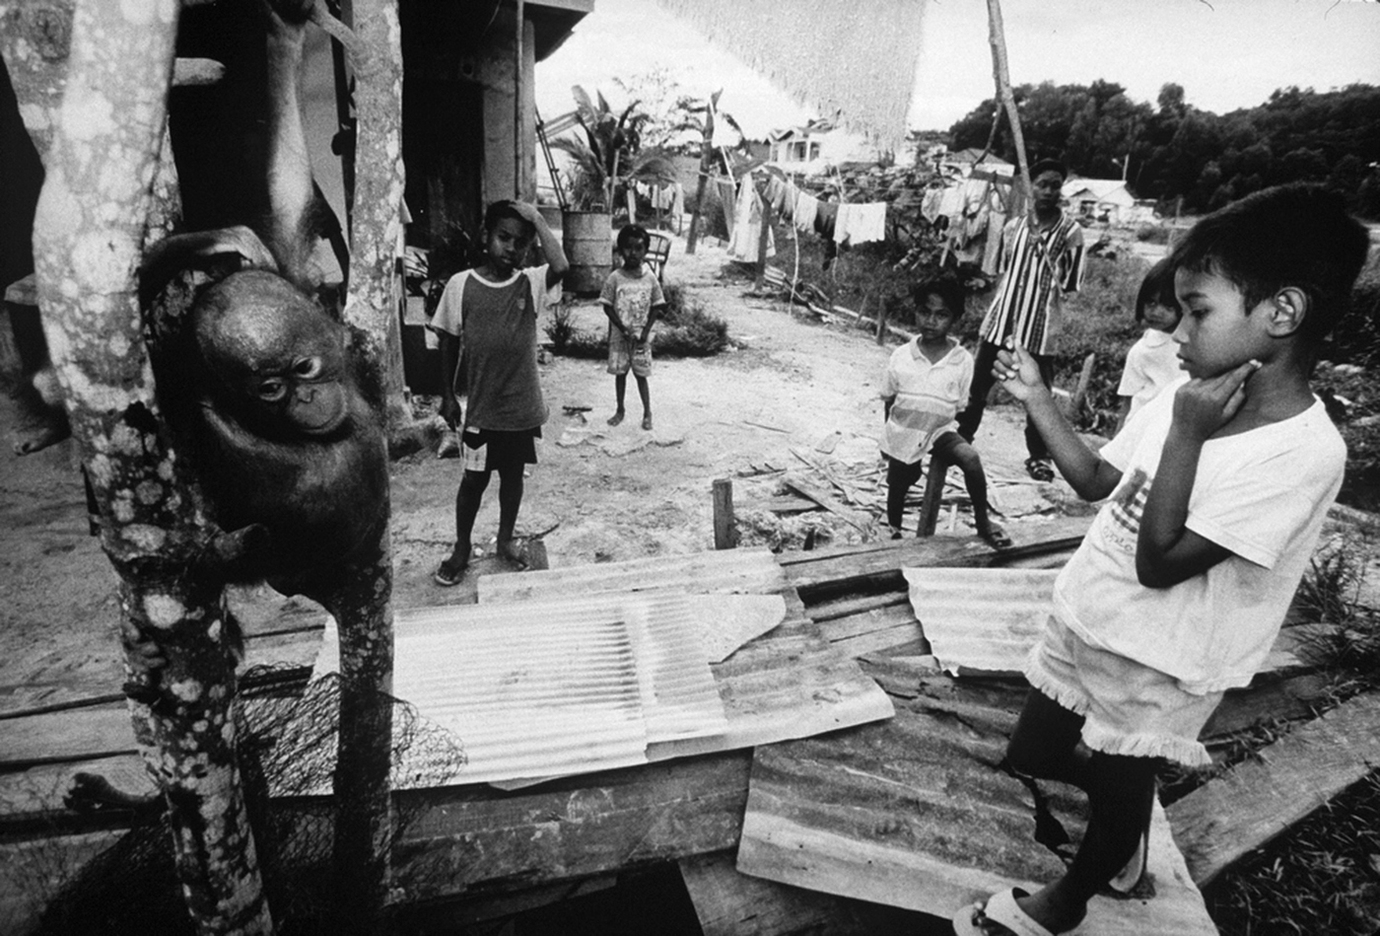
top-left (947, 80), bottom-right (1380, 219)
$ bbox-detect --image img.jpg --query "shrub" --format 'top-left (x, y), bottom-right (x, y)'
top-left (1134, 224), bottom-right (1171, 244)
top-left (543, 285), bottom-right (731, 360)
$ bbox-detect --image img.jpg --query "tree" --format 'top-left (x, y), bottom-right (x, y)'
top-left (550, 85), bottom-right (677, 212)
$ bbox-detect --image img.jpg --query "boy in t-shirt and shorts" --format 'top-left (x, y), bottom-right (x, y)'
top-left (429, 200), bottom-right (568, 585)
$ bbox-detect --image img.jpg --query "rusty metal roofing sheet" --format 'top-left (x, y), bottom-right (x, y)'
top-left (902, 567), bottom-right (1058, 675)
top-left (314, 592), bottom-right (726, 785)
top-left (736, 679), bottom-right (1218, 934)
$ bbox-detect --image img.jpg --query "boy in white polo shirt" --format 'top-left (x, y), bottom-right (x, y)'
top-left (879, 274), bottom-right (1010, 548)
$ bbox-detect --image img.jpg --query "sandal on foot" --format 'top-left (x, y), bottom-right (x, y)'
top-left (1025, 457), bottom-right (1055, 482)
top-left (433, 557), bottom-right (467, 587)
top-left (497, 539), bottom-right (529, 570)
top-left (952, 888), bottom-right (1057, 936)
top-left (1108, 818), bottom-right (1151, 895)
top-left (980, 523), bottom-right (1014, 550)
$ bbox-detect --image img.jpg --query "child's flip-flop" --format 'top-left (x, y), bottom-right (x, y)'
top-left (433, 557), bottom-right (467, 587)
top-left (981, 524), bottom-right (1014, 550)
top-left (952, 888), bottom-right (1059, 936)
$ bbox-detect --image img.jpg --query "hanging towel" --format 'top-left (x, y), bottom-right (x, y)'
top-left (715, 178), bottom-right (739, 238)
top-left (781, 182), bottom-right (799, 222)
top-left (832, 202), bottom-right (852, 245)
top-left (794, 192), bottom-right (819, 232)
top-left (842, 202), bottom-right (887, 245)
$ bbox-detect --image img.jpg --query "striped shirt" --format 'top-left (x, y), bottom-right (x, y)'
top-left (978, 212), bottom-right (1085, 355)
top-left (879, 338), bottom-right (974, 464)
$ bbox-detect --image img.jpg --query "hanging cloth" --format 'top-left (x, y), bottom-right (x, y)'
top-left (652, 0), bottom-right (926, 148)
top-left (728, 173), bottom-right (775, 262)
top-left (794, 192), bottom-right (819, 232)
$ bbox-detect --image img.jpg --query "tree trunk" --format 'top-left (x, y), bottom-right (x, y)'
top-left (685, 135), bottom-right (713, 255)
top-left (30, 1), bottom-right (273, 934)
top-left (336, 0), bottom-right (400, 932)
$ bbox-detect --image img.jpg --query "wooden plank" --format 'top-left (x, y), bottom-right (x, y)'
top-left (1200, 672), bottom-right (1333, 743)
top-left (830, 622), bottom-right (926, 659)
top-left (679, 851), bottom-right (875, 936)
top-left (816, 601), bottom-right (916, 643)
top-left (736, 695), bottom-right (1217, 935)
top-left (0, 704), bottom-right (133, 768)
top-left (1167, 690), bottom-right (1380, 886)
top-left (713, 478), bottom-right (738, 549)
top-left (781, 475), bottom-right (871, 532)
top-left (809, 591), bottom-right (909, 623)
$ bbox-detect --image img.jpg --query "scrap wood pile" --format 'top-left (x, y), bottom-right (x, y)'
top-left (734, 433), bottom-right (1058, 549)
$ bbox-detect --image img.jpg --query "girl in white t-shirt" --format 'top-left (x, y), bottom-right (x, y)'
top-left (1115, 258), bottom-right (1182, 433)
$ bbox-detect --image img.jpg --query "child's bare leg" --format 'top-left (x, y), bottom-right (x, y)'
top-left (884, 455), bottom-right (925, 534)
top-left (935, 432), bottom-right (1010, 548)
top-left (1015, 752), bottom-right (1158, 933)
top-left (609, 373), bottom-right (627, 425)
top-left (635, 375), bottom-right (651, 429)
top-left (495, 463), bottom-right (525, 561)
top-left (448, 469), bottom-right (490, 567)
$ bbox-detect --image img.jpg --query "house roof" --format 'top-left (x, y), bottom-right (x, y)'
top-left (767, 117), bottom-right (837, 143)
top-left (1062, 177), bottom-right (1133, 204)
top-left (528, 0), bottom-right (594, 61)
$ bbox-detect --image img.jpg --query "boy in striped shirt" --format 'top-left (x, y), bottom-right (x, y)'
top-left (957, 158), bottom-right (1086, 482)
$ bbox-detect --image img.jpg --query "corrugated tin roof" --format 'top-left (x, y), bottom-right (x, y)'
top-left (902, 567), bottom-right (1058, 675)
top-left (314, 592), bottom-right (726, 786)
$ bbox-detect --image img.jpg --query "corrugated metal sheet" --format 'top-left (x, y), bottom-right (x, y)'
top-left (902, 567), bottom-right (1058, 675)
top-left (314, 592), bottom-right (726, 785)
top-left (736, 679), bottom-right (1218, 934)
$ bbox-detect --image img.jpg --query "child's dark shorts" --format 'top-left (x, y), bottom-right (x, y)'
top-left (461, 426), bottom-right (540, 473)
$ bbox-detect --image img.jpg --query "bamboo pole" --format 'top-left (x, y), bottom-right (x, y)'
top-left (30, 1), bottom-right (272, 932)
top-left (985, 0), bottom-right (1034, 222)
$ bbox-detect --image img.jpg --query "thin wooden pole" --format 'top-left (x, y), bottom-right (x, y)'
top-left (985, 0), bottom-right (1034, 221)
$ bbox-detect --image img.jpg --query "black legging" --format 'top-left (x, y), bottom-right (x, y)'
top-left (957, 339), bottom-right (1056, 461)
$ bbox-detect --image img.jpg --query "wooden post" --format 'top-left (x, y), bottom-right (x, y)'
top-left (1070, 351), bottom-right (1097, 420)
top-left (712, 478), bottom-right (738, 549)
top-left (918, 457), bottom-right (949, 537)
top-left (874, 300), bottom-right (889, 345)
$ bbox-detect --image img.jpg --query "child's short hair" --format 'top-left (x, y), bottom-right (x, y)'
top-left (616, 223), bottom-right (650, 251)
top-left (1030, 157), bottom-right (1068, 181)
top-left (1134, 256), bottom-right (1179, 323)
top-left (483, 200), bottom-right (533, 236)
top-left (912, 273), bottom-right (965, 318)
top-left (1167, 183), bottom-right (1369, 343)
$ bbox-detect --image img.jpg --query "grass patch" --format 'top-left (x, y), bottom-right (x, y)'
top-left (1204, 770), bottom-right (1380, 936)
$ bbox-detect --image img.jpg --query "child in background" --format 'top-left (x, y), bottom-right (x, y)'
top-left (429, 200), bottom-right (568, 586)
top-left (601, 224), bottom-right (667, 431)
top-left (1115, 257), bottom-right (1183, 433)
top-left (879, 274), bottom-right (1010, 549)
top-left (954, 184), bottom-right (1368, 936)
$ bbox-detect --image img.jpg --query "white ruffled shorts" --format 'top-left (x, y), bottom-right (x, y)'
top-left (1024, 615), bottom-right (1222, 767)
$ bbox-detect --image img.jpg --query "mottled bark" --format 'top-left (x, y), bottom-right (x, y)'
top-left (29, 1), bottom-right (272, 934)
top-left (334, 0), bottom-right (400, 931)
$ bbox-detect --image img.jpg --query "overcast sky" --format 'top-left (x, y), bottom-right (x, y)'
top-left (536, 0), bottom-right (1380, 138)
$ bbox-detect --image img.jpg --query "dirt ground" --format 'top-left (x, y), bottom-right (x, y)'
top-left (0, 233), bottom-right (1064, 705)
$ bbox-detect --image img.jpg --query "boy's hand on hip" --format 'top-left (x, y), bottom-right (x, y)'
top-left (994, 342), bottom-right (1044, 402)
top-left (1172, 360), bottom-right (1261, 440)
